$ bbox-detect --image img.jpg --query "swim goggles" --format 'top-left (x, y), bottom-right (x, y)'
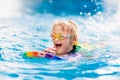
top-left (51, 33), bottom-right (71, 40)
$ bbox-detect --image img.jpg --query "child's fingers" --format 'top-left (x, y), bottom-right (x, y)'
top-left (48, 49), bottom-right (56, 54)
top-left (47, 47), bottom-right (56, 51)
top-left (44, 47), bottom-right (56, 54)
top-left (38, 51), bottom-right (46, 57)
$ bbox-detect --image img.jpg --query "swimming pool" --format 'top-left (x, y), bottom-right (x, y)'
top-left (0, 0), bottom-right (120, 80)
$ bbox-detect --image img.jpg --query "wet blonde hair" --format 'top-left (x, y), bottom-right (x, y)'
top-left (51, 20), bottom-right (79, 43)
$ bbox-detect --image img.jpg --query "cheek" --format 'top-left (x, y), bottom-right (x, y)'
top-left (62, 39), bottom-right (71, 46)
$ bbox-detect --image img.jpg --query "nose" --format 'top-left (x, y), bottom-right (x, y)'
top-left (53, 37), bottom-right (60, 42)
top-left (54, 37), bottom-right (59, 41)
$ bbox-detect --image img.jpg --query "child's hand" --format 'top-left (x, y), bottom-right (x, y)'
top-left (43, 47), bottom-right (56, 54)
top-left (38, 51), bottom-right (46, 57)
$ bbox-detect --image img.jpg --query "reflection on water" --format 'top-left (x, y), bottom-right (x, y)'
top-left (0, 0), bottom-right (120, 80)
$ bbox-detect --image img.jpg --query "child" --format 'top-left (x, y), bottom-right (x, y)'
top-left (24, 20), bottom-right (93, 61)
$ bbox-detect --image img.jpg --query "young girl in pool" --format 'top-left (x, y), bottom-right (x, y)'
top-left (24, 20), bottom-right (93, 61)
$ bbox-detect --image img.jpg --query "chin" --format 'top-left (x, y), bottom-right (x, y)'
top-left (56, 50), bottom-right (64, 55)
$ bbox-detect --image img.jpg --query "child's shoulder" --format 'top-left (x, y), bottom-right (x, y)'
top-left (73, 42), bottom-right (94, 58)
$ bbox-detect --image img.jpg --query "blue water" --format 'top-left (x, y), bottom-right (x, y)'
top-left (22, 0), bottom-right (103, 16)
top-left (0, 0), bottom-right (120, 80)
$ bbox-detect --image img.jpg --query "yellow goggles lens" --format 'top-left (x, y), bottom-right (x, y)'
top-left (51, 33), bottom-right (70, 40)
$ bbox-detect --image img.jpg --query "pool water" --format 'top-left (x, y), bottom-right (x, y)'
top-left (0, 0), bottom-right (120, 80)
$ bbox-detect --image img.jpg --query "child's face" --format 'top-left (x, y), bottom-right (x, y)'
top-left (51, 25), bottom-right (73, 55)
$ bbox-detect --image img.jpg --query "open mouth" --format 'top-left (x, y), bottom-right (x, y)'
top-left (55, 44), bottom-right (62, 48)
